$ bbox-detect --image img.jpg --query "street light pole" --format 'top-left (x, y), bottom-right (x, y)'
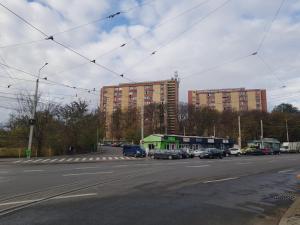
top-left (285, 119), bottom-right (289, 143)
top-left (27, 62), bottom-right (48, 158)
top-left (238, 115), bottom-right (241, 149)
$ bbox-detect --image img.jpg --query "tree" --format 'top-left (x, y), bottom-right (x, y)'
top-left (272, 103), bottom-right (299, 113)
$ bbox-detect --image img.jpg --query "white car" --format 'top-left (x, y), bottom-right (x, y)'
top-left (229, 148), bottom-right (241, 156)
top-left (192, 149), bottom-right (205, 157)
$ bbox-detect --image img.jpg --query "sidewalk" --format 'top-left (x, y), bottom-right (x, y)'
top-left (279, 196), bottom-right (300, 225)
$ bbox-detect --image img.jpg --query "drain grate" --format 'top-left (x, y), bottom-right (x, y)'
top-left (272, 193), bottom-right (296, 201)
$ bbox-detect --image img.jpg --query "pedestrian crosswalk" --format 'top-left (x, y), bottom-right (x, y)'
top-left (13, 156), bottom-right (140, 164)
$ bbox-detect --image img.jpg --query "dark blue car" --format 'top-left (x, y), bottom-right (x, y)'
top-left (123, 145), bottom-right (146, 157)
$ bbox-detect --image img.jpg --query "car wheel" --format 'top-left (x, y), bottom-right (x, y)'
top-left (168, 155), bottom-right (173, 160)
top-left (219, 155), bottom-right (223, 159)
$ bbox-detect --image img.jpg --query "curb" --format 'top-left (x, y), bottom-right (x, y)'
top-left (279, 197), bottom-right (300, 225)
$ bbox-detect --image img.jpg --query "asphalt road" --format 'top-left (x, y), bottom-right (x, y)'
top-left (0, 154), bottom-right (300, 225)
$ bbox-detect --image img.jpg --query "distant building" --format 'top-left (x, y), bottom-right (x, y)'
top-left (188, 88), bottom-right (267, 112)
top-left (100, 78), bottom-right (179, 139)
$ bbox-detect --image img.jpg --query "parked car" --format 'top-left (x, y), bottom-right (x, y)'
top-left (191, 149), bottom-right (205, 157)
top-left (123, 145), bottom-right (146, 157)
top-left (180, 148), bottom-right (193, 158)
top-left (222, 148), bottom-right (231, 157)
top-left (199, 148), bottom-right (223, 159)
top-left (152, 150), bottom-right (182, 160)
top-left (229, 148), bottom-right (241, 156)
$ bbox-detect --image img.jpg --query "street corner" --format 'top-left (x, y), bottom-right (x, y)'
top-left (279, 196), bottom-right (300, 225)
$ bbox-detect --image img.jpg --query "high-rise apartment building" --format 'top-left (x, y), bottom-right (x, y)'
top-left (100, 79), bottom-right (179, 139)
top-left (188, 88), bottom-right (267, 112)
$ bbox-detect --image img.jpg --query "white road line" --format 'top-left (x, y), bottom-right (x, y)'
top-left (66, 158), bottom-right (73, 162)
top-left (62, 171), bottom-right (113, 176)
top-left (23, 169), bottom-right (44, 173)
top-left (89, 157), bottom-right (93, 161)
top-left (203, 177), bottom-right (239, 184)
top-left (114, 165), bottom-right (128, 168)
top-left (278, 169), bottom-right (294, 173)
top-left (0, 199), bottom-right (41, 206)
top-left (82, 158), bottom-right (87, 161)
top-left (125, 157), bottom-right (130, 159)
top-left (53, 193), bottom-right (97, 199)
top-left (186, 165), bottom-right (210, 168)
top-left (237, 162), bottom-right (253, 165)
top-left (0, 193), bottom-right (97, 207)
top-left (96, 157), bottom-right (100, 161)
top-left (24, 160), bottom-right (33, 163)
top-left (114, 157), bottom-right (119, 160)
top-left (102, 157), bottom-right (107, 160)
top-left (13, 160), bottom-right (21, 163)
top-left (59, 158), bottom-right (65, 162)
top-left (119, 157), bottom-right (124, 160)
top-left (75, 158), bottom-right (80, 162)
top-left (108, 157), bottom-right (113, 160)
top-left (50, 159), bottom-right (58, 163)
top-left (41, 159), bottom-right (50, 163)
top-left (33, 159), bottom-right (43, 163)
top-left (75, 166), bottom-right (98, 170)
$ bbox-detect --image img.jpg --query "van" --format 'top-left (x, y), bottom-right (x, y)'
top-left (123, 145), bottom-right (146, 157)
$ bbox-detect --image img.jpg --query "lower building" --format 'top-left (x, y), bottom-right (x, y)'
top-left (188, 88), bottom-right (267, 112)
top-left (142, 134), bottom-right (234, 150)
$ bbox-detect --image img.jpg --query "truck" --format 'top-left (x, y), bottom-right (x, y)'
top-left (280, 142), bottom-right (300, 153)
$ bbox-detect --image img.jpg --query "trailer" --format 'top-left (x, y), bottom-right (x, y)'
top-left (280, 142), bottom-right (300, 153)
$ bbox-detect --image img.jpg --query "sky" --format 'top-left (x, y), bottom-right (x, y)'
top-left (0, 0), bottom-right (299, 124)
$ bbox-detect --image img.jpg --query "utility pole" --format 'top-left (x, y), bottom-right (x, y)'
top-left (213, 124), bottom-right (216, 137)
top-left (285, 119), bottom-right (289, 142)
top-left (260, 119), bottom-right (264, 148)
top-left (238, 115), bottom-right (241, 149)
top-left (183, 126), bottom-right (186, 136)
top-left (27, 62), bottom-right (48, 159)
top-left (141, 101), bottom-right (144, 142)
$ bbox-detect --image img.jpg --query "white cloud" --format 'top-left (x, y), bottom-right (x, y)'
top-left (0, 0), bottom-right (299, 123)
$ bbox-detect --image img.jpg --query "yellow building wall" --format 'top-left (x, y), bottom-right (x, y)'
top-left (105, 87), bottom-right (114, 114)
top-left (247, 91), bottom-right (257, 110)
top-left (231, 92), bottom-right (240, 111)
top-left (121, 86), bottom-right (129, 111)
top-left (137, 86), bottom-right (144, 108)
top-left (199, 93), bottom-right (207, 106)
top-left (215, 93), bottom-right (223, 111)
top-left (153, 84), bottom-right (161, 103)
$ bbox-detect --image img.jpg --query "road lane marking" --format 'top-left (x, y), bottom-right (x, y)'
top-left (53, 193), bottom-right (97, 199)
top-left (113, 164), bottom-right (128, 168)
top-left (89, 157), bottom-right (93, 161)
top-left (13, 160), bottom-right (21, 163)
top-left (102, 157), bottom-right (107, 160)
top-left (75, 166), bottom-right (98, 170)
top-left (50, 159), bottom-right (58, 163)
top-left (62, 171), bottom-right (113, 176)
top-left (0, 193), bottom-right (97, 207)
top-left (114, 157), bottom-right (119, 160)
top-left (120, 157), bottom-right (124, 160)
top-left (33, 159), bottom-right (43, 163)
top-left (203, 177), bottom-right (239, 184)
top-left (108, 157), bottom-right (113, 160)
top-left (23, 169), bottom-right (44, 172)
top-left (278, 169), bottom-right (294, 173)
top-left (24, 160), bottom-right (33, 163)
top-left (59, 158), bottom-right (65, 162)
top-left (186, 165), bottom-right (210, 168)
top-left (96, 157), bottom-right (100, 161)
top-left (82, 158), bottom-right (87, 161)
top-left (237, 162), bottom-right (253, 165)
top-left (41, 159), bottom-right (50, 163)
top-left (66, 158), bottom-right (73, 162)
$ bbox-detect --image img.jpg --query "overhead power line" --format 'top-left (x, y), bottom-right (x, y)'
top-left (0, 2), bottom-right (132, 82)
top-left (121, 0), bottom-right (232, 75)
top-left (256, 0), bottom-right (287, 52)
